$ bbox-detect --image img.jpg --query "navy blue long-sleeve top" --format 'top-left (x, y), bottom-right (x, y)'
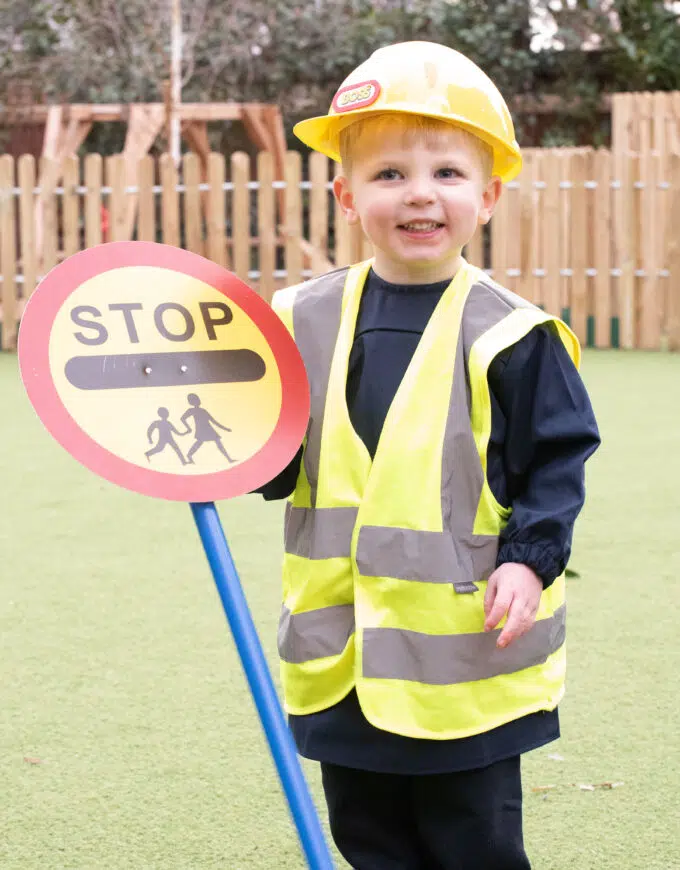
top-left (258, 269), bottom-right (600, 774)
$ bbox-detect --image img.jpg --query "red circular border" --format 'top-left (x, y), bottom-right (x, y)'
top-left (18, 242), bottom-right (310, 501)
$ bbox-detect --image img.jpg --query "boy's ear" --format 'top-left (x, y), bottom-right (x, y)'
top-left (478, 176), bottom-right (503, 226)
top-left (333, 175), bottom-right (360, 225)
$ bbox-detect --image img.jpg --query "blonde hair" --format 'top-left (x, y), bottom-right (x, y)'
top-left (338, 113), bottom-right (494, 179)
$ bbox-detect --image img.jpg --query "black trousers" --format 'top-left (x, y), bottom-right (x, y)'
top-left (320, 756), bottom-right (531, 870)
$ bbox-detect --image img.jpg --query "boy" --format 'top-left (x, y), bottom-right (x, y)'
top-left (258, 42), bottom-right (600, 869)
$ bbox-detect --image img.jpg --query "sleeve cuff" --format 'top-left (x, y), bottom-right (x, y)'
top-left (496, 541), bottom-right (566, 589)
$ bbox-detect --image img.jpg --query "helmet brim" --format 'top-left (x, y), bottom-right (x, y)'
top-left (294, 106), bottom-right (522, 183)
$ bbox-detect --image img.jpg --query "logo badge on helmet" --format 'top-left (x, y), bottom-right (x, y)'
top-left (332, 80), bottom-right (381, 114)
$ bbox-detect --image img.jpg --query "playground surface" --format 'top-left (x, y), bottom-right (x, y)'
top-left (1, 349), bottom-right (678, 869)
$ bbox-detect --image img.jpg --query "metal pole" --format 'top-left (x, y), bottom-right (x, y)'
top-left (170, 0), bottom-right (182, 165)
top-left (190, 502), bottom-right (335, 870)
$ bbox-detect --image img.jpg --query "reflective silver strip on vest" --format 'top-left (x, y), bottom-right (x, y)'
top-left (278, 603), bottom-right (355, 664)
top-left (291, 268), bottom-right (349, 508)
top-left (363, 604), bottom-right (566, 685)
top-left (285, 504), bottom-right (358, 559)
top-left (355, 526), bottom-right (496, 594)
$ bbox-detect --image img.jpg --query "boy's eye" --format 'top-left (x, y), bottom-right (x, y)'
top-left (436, 167), bottom-right (463, 179)
top-left (374, 168), bottom-right (402, 181)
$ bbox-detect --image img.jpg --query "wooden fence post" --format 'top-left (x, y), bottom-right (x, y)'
top-left (62, 156), bottom-right (80, 258)
top-left (519, 150), bottom-right (540, 306)
top-left (257, 151), bottom-right (276, 302)
top-left (593, 149), bottom-right (612, 348)
top-left (39, 156), bottom-right (58, 279)
top-left (137, 155), bottom-right (156, 243)
top-left (569, 151), bottom-right (588, 344)
top-left (665, 152), bottom-right (680, 351)
top-left (183, 152), bottom-right (204, 256)
top-left (18, 155), bottom-right (37, 301)
top-left (0, 155), bottom-right (17, 349)
top-left (560, 150), bottom-right (576, 318)
top-left (84, 154), bottom-right (103, 249)
top-left (284, 151), bottom-right (303, 285)
top-left (160, 153), bottom-right (180, 247)
top-left (639, 149), bottom-right (661, 349)
top-left (309, 152), bottom-right (330, 276)
top-left (106, 154), bottom-right (127, 243)
top-left (657, 151), bottom-right (669, 347)
top-left (613, 150), bottom-right (635, 349)
top-left (541, 150), bottom-right (561, 317)
top-left (206, 153), bottom-right (227, 267)
top-left (231, 152), bottom-right (250, 283)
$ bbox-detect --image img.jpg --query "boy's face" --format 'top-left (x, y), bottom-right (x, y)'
top-left (334, 124), bottom-right (501, 284)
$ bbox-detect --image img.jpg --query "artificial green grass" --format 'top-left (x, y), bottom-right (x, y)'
top-left (1, 350), bottom-right (678, 869)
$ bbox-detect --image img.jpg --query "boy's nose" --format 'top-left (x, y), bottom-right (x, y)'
top-left (403, 180), bottom-right (436, 205)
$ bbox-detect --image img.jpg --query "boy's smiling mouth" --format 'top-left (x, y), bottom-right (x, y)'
top-left (397, 220), bottom-right (444, 239)
top-left (398, 220), bottom-right (445, 235)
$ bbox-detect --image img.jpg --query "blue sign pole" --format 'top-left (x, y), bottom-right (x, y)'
top-left (190, 501), bottom-right (335, 870)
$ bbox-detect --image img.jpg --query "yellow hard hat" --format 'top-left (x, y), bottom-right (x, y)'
top-left (294, 41), bottom-right (522, 182)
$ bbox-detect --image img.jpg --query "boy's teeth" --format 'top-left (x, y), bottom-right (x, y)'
top-left (402, 221), bottom-right (440, 230)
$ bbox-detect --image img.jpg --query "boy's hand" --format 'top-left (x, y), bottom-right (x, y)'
top-left (484, 563), bottom-right (543, 649)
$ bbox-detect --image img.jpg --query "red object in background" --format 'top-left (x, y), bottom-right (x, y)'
top-left (100, 205), bottom-right (109, 241)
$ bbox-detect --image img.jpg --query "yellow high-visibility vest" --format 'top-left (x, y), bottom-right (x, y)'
top-left (273, 259), bottom-right (580, 740)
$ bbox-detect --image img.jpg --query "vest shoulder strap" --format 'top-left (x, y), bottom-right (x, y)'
top-left (464, 273), bottom-right (580, 370)
top-left (272, 266), bottom-right (351, 339)
top-left (272, 267), bottom-right (350, 313)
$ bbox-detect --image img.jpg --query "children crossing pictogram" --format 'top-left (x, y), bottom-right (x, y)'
top-left (144, 394), bottom-right (237, 467)
top-left (145, 407), bottom-right (189, 465)
top-left (180, 393), bottom-right (236, 464)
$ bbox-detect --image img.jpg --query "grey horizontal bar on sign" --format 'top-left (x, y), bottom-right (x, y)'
top-left (64, 350), bottom-right (266, 390)
top-left (362, 604), bottom-right (566, 686)
top-left (278, 603), bottom-right (355, 664)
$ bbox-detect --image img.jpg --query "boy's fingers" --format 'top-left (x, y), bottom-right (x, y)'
top-left (497, 600), bottom-right (534, 648)
top-left (483, 576), bottom-right (497, 617)
top-left (484, 589), bottom-right (513, 632)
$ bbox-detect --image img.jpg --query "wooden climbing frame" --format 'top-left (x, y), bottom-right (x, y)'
top-left (0, 101), bottom-right (288, 271)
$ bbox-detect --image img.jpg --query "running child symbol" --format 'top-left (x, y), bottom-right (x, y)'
top-left (145, 407), bottom-right (188, 465)
top-left (180, 393), bottom-right (236, 464)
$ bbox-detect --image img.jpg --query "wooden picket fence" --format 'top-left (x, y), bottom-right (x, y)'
top-left (612, 92), bottom-right (680, 167)
top-left (1, 148), bottom-right (679, 351)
